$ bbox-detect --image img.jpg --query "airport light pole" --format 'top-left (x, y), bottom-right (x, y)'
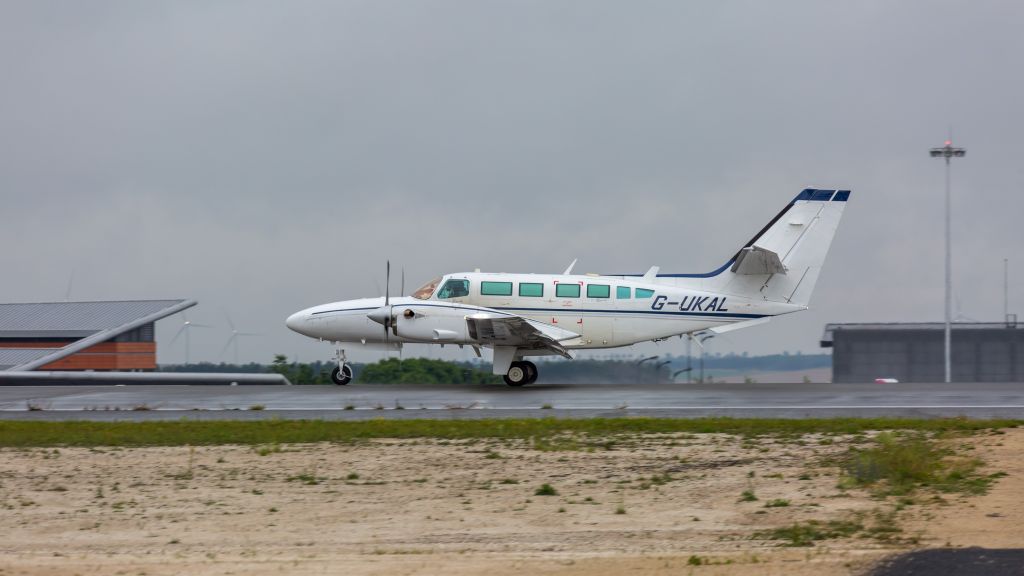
top-left (1005, 258), bottom-right (1010, 324)
top-left (930, 138), bottom-right (966, 383)
top-left (672, 367), bottom-right (692, 382)
top-left (698, 333), bottom-right (715, 383)
top-left (637, 355), bottom-right (659, 384)
top-left (686, 336), bottom-right (692, 383)
top-left (656, 360), bottom-right (672, 383)
top-left (637, 355), bottom-right (659, 366)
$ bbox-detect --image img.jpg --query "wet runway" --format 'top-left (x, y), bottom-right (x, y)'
top-left (1, 381), bottom-right (1023, 420)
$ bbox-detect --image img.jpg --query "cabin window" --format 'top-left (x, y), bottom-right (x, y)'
top-left (587, 284), bottom-right (610, 298)
top-left (555, 283), bottom-right (581, 298)
top-left (436, 279), bottom-right (470, 299)
top-left (519, 282), bottom-right (544, 297)
top-left (616, 286), bottom-right (631, 299)
top-left (635, 288), bottom-right (655, 299)
top-left (480, 281), bottom-right (513, 296)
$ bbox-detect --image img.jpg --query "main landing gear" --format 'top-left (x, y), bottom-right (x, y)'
top-left (503, 361), bottom-right (538, 387)
top-left (332, 348), bottom-right (353, 385)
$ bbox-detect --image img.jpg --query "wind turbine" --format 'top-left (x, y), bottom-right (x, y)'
top-left (168, 311), bottom-right (212, 365)
top-left (220, 311), bottom-right (260, 365)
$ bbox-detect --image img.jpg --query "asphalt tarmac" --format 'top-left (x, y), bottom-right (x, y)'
top-left (2, 380), bottom-right (1023, 420)
top-left (870, 548), bottom-right (1024, 576)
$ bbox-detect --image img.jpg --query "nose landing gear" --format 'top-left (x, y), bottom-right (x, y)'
top-left (332, 348), bottom-right (353, 385)
top-left (503, 360), bottom-right (538, 387)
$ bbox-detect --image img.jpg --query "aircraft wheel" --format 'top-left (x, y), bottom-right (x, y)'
top-left (522, 361), bottom-right (538, 384)
top-left (331, 364), bottom-right (353, 386)
top-left (503, 362), bottom-right (529, 387)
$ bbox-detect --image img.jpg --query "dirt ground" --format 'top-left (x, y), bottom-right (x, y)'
top-left (0, 428), bottom-right (1021, 576)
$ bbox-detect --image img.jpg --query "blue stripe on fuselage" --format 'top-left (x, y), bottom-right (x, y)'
top-left (311, 302), bottom-right (765, 320)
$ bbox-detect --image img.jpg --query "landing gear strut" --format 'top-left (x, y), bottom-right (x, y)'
top-left (332, 348), bottom-right (353, 385)
top-left (504, 360), bottom-right (538, 387)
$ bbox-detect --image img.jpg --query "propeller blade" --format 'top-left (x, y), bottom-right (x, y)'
top-left (401, 267), bottom-right (405, 297)
top-left (223, 310), bottom-right (236, 332)
top-left (189, 323), bottom-right (213, 329)
top-left (385, 260), bottom-right (390, 306)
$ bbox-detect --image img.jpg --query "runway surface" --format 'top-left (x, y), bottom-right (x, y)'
top-left (2, 381), bottom-right (1023, 420)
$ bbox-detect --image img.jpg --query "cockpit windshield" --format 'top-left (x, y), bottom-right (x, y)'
top-left (412, 276), bottom-right (442, 300)
top-left (437, 279), bottom-right (470, 299)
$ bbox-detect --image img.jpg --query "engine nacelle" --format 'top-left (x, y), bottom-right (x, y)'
top-left (394, 307), bottom-right (472, 343)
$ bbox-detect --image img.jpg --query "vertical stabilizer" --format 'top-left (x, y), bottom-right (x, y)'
top-left (708, 189), bottom-right (850, 306)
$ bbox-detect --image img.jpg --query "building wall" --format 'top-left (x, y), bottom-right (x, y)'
top-left (0, 322), bottom-right (159, 371)
top-left (832, 328), bottom-right (1024, 383)
top-left (39, 342), bottom-right (157, 370)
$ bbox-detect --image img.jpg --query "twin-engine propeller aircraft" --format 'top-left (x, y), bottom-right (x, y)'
top-left (287, 188), bottom-right (850, 386)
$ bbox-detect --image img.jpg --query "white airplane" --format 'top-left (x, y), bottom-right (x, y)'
top-left (287, 188), bottom-right (849, 386)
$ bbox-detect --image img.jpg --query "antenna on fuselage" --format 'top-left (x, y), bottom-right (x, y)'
top-left (563, 259), bottom-right (578, 275)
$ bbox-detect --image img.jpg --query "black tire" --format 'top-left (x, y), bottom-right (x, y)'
top-left (522, 361), bottom-right (538, 384)
top-left (503, 362), bottom-right (528, 387)
top-left (331, 365), bottom-right (353, 385)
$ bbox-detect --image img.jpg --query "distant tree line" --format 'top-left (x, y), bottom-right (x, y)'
top-left (694, 353), bottom-right (830, 371)
top-left (358, 358), bottom-right (501, 385)
top-left (158, 352), bottom-right (831, 384)
top-left (160, 356), bottom-right (500, 385)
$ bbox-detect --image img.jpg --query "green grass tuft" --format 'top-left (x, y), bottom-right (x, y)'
top-left (840, 432), bottom-right (1002, 496)
top-left (754, 519), bottom-right (863, 547)
top-left (534, 483), bottom-right (558, 496)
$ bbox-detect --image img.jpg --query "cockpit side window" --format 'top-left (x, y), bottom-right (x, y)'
top-left (412, 277), bottom-right (442, 300)
top-left (437, 279), bottom-right (470, 299)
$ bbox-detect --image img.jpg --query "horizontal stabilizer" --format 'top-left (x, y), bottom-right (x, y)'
top-left (709, 317), bottom-right (771, 334)
top-left (730, 245), bottom-right (786, 275)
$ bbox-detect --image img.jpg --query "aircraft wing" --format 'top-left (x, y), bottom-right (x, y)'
top-left (465, 313), bottom-right (578, 359)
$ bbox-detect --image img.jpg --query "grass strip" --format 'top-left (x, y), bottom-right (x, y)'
top-left (0, 417), bottom-right (1018, 448)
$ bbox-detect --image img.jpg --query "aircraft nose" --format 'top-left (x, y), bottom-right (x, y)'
top-left (285, 310), bottom-right (310, 334)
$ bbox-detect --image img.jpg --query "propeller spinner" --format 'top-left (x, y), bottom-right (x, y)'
top-left (367, 261), bottom-right (396, 342)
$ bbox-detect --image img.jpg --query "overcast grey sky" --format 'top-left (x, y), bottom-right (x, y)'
top-left (2, 1), bottom-right (1022, 364)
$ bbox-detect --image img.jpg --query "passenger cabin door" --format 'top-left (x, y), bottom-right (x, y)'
top-left (580, 281), bottom-right (614, 346)
top-left (550, 280), bottom-right (584, 339)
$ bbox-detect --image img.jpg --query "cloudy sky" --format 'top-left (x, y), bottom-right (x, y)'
top-left (2, 1), bottom-right (1022, 364)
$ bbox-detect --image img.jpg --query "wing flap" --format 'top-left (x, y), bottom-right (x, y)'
top-left (466, 314), bottom-right (577, 359)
